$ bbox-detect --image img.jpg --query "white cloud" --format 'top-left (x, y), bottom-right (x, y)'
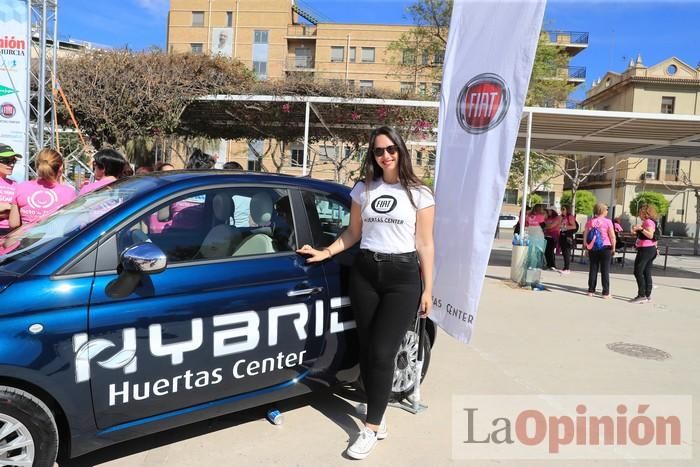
top-left (134, 0), bottom-right (169, 17)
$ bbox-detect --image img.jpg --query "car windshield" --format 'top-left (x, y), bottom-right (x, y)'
top-left (0, 177), bottom-right (158, 275)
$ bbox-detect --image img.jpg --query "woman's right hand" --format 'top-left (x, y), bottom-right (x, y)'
top-left (296, 244), bottom-right (330, 263)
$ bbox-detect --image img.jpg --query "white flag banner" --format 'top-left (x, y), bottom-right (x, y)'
top-left (0, 0), bottom-right (29, 181)
top-left (430, 0), bottom-right (546, 343)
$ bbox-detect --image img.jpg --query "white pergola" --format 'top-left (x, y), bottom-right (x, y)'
top-left (184, 95), bottom-right (700, 234)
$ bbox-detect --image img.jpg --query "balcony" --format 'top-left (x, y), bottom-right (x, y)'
top-left (545, 30), bottom-right (589, 57)
top-left (567, 65), bottom-right (586, 81)
top-left (287, 25), bottom-right (317, 38)
top-left (286, 56), bottom-right (315, 71)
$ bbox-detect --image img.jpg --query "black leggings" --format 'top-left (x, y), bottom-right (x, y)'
top-left (560, 235), bottom-right (572, 270)
top-left (634, 246), bottom-right (657, 298)
top-left (348, 250), bottom-right (422, 425)
top-left (588, 247), bottom-right (612, 295)
top-left (545, 237), bottom-right (557, 269)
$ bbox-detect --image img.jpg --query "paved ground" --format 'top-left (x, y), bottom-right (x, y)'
top-left (66, 243), bottom-right (699, 466)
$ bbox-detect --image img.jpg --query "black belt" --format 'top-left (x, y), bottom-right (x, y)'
top-left (360, 249), bottom-right (417, 263)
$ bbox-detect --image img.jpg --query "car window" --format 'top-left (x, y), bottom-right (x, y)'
top-left (117, 186), bottom-right (295, 263)
top-left (301, 191), bottom-right (350, 248)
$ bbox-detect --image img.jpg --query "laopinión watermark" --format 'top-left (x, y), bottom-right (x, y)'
top-left (452, 395), bottom-right (692, 459)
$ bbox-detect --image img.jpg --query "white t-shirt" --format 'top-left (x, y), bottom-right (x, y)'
top-left (350, 179), bottom-right (435, 254)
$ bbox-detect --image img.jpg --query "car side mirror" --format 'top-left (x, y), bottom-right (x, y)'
top-left (121, 242), bottom-right (167, 274)
top-left (106, 243), bottom-right (166, 299)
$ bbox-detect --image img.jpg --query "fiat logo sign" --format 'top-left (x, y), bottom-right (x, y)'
top-left (0, 102), bottom-right (16, 119)
top-left (456, 73), bottom-right (510, 134)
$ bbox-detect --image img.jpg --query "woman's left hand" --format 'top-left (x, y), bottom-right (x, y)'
top-left (418, 290), bottom-right (432, 318)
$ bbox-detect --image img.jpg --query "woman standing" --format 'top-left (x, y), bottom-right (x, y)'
top-left (630, 205), bottom-right (658, 304)
top-left (79, 149), bottom-right (129, 195)
top-left (297, 127), bottom-right (435, 460)
top-left (543, 209), bottom-right (561, 270)
top-left (583, 203), bottom-right (616, 298)
top-left (558, 205), bottom-right (577, 274)
top-left (9, 149), bottom-right (77, 227)
top-left (524, 204), bottom-right (546, 284)
top-left (0, 144), bottom-right (20, 236)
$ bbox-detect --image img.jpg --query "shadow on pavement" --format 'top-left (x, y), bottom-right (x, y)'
top-left (61, 386), bottom-right (359, 466)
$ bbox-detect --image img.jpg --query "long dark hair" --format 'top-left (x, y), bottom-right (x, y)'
top-left (360, 126), bottom-right (426, 207)
top-left (94, 149), bottom-right (128, 178)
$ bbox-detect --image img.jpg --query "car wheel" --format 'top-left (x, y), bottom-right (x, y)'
top-left (390, 326), bottom-right (431, 402)
top-left (0, 386), bottom-right (58, 467)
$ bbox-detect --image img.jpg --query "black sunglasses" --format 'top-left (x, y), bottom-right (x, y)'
top-left (372, 145), bottom-right (399, 158)
top-left (0, 158), bottom-right (16, 167)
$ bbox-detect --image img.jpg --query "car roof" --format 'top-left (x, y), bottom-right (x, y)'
top-left (125, 170), bottom-right (352, 195)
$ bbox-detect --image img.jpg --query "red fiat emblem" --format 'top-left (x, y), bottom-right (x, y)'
top-left (0, 102), bottom-right (15, 119)
top-left (456, 74), bottom-right (510, 134)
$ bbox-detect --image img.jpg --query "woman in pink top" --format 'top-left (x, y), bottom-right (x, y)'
top-left (630, 205), bottom-right (659, 304)
top-left (79, 149), bottom-right (129, 195)
top-left (0, 144), bottom-right (20, 236)
top-left (558, 205), bottom-right (577, 273)
top-left (543, 209), bottom-right (561, 270)
top-left (9, 148), bottom-right (77, 227)
top-left (583, 203), bottom-right (616, 298)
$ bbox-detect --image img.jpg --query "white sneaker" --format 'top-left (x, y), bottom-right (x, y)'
top-left (347, 427), bottom-right (378, 460)
top-left (355, 403), bottom-right (387, 440)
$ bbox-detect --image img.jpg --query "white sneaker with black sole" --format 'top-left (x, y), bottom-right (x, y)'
top-left (355, 403), bottom-right (387, 439)
top-left (347, 426), bottom-right (378, 460)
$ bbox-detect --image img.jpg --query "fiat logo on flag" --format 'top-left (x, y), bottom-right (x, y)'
top-left (456, 73), bottom-right (510, 134)
top-left (0, 102), bottom-right (16, 119)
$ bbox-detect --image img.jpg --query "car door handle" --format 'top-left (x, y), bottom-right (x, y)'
top-left (287, 286), bottom-right (324, 297)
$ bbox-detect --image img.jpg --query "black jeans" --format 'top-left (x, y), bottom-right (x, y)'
top-left (348, 250), bottom-right (422, 425)
top-left (634, 246), bottom-right (657, 298)
top-left (588, 247), bottom-right (612, 295)
top-left (545, 237), bottom-right (557, 269)
top-left (560, 235), bottom-right (572, 270)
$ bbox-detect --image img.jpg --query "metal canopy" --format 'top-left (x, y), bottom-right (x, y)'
top-left (516, 107), bottom-right (700, 160)
top-left (183, 95), bottom-right (700, 161)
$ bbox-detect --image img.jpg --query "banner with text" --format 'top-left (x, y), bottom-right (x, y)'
top-left (0, 0), bottom-right (29, 181)
top-left (431, 0), bottom-right (546, 343)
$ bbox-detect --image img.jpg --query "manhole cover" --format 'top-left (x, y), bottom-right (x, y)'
top-left (606, 342), bottom-right (671, 361)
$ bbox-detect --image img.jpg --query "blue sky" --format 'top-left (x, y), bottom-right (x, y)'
top-left (59, 0), bottom-right (700, 102)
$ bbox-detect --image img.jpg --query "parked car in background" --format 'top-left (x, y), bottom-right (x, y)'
top-left (498, 214), bottom-right (519, 230)
top-left (0, 171), bottom-right (435, 465)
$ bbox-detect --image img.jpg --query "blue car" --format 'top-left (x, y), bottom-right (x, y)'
top-left (0, 171), bottom-right (434, 464)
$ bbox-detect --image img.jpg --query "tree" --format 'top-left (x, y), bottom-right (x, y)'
top-left (561, 190), bottom-right (596, 215)
top-left (57, 50), bottom-right (255, 150)
top-left (507, 151), bottom-right (558, 193)
top-left (629, 192), bottom-right (670, 217)
top-left (526, 32), bottom-right (576, 106)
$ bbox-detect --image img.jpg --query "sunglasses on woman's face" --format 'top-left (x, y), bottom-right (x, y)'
top-left (372, 145), bottom-right (399, 158)
top-left (0, 159), bottom-right (16, 167)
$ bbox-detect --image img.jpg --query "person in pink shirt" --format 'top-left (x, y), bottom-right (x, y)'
top-left (79, 149), bottom-right (129, 195)
top-left (543, 209), bottom-right (561, 270)
top-left (630, 205), bottom-right (659, 304)
top-left (583, 203), bottom-right (616, 298)
top-left (9, 148), bottom-right (77, 227)
top-left (0, 144), bottom-right (21, 236)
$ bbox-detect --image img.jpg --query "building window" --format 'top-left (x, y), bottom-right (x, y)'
top-left (402, 50), bottom-right (415, 65)
top-left (248, 140), bottom-right (263, 171)
top-left (347, 79), bottom-right (355, 88)
top-left (361, 47), bottom-right (375, 63)
top-left (320, 145), bottom-right (337, 161)
top-left (247, 159), bottom-right (261, 171)
top-left (431, 83), bottom-right (441, 96)
top-left (190, 43), bottom-right (203, 54)
top-left (665, 159), bottom-right (680, 180)
top-left (661, 96), bottom-right (675, 114)
top-left (349, 47), bottom-right (356, 63)
top-left (418, 82), bottom-right (427, 95)
top-left (359, 80), bottom-right (373, 90)
top-left (253, 61), bottom-right (267, 79)
top-left (400, 82), bottom-right (414, 94)
top-left (291, 148), bottom-right (304, 167)
top-left (192, 11), bottom-right (204, 27)
top-left (433, 51), bottom-right (444, 64)
top-left (330, 46), bottom-right (344, 63)
top-left (666, 64), bottom-right (678, 76)
top-left (427, 151), bottom-right (436, 167)
top-left (646, 158), bottom-right (660, 179)
top-left (503, 189), bottom-right (518, 205)
top-left (416, 151), bottom-right (423, 166)
top-left (254, 30), bottom-right (269, 44)
top-left (226, 11), bottom-right (233, 27)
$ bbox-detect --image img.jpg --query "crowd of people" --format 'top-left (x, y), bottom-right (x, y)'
top-left (0, 143), bottom-right (244, 236)
top-left (518, 202), bottom-right (660, 304)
